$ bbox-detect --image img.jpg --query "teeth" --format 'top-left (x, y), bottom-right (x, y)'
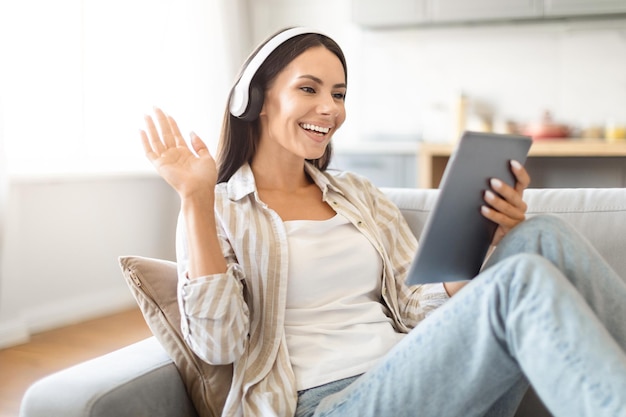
top-left (301, 123), bottom-right (330, 134)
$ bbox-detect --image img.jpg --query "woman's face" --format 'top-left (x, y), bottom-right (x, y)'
top-left (258, 46), bottom-right (347, 162)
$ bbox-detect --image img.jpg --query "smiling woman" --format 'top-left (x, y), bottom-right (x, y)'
top-left (137, 26), bottom-right (626, 417)
top-left (0, 0), bottom-right (246, 176)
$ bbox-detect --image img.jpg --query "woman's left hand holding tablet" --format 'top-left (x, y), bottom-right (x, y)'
top-left (140, 107), bottom-right (217, 201)
top-left (482, 160), bottom-right (531, 246)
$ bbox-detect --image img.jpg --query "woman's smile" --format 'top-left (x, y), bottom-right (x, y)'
top-left (300, 123), bottom-right (331, 135)
top-left (299, 122), bottom-right (333, 143)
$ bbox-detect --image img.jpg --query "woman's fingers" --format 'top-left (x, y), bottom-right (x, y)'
top-left (485, 159), bottom-right (530, 219)
top-left (484, 161), bottom-right (531, 245)
top-left (167, 116), bottom-right (186, 147)
top-left (153, 107), bottom-right (177, 148)
top-left (190, 131), bottom-right (210, 157)
top-left (139, 129), bottom-right (157, 161)
top-left (142, 108), bottom-right (190, 156)
top-left (486, 178), bottom-right (527, 219)
top-left (511, 160), bottom-right (531, 192)
top-left (481, 204), bottom-right (522, 229)
top-left (143, 114), bottom-right (166, 154)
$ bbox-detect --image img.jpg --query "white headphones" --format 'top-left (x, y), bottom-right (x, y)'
top-left (228, 27), bottom-right (326, 122)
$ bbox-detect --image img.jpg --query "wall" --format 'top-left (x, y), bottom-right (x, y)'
top-left (0, 175), bottom-right (179, 348)
top-left (249, 0), bottom-right (626, 145)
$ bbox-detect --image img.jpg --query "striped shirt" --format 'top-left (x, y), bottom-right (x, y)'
top-left (176, 162), bottom-right (449, 417)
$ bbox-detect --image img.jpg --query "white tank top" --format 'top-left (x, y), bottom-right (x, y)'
top-left (283, 213), bottom-right (405, 391)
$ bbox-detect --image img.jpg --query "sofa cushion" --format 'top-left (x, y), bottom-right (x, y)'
top-left (20, 337), bottom-right (198, 417)
top-left (119, 256), bottom-right (232, 417)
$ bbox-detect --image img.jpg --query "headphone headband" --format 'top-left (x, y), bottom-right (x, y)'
top-left (229, 27), bottom-right (326, 120)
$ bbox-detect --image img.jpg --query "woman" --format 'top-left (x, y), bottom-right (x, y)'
top-left (140, 27), bottom-right (626, 417)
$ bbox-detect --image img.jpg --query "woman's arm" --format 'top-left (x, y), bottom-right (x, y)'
top-left (142, 108), bottom-right (248, 364)
top-left (179, 193), bottom-right (228, 278)
top-left (141, 108), bottom-right (227, 278)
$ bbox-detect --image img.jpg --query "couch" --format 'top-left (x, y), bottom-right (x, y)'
top-left (20, 187), bottom-right (626, 417)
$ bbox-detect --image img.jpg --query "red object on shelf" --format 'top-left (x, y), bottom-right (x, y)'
top-left (522, 111), bottom-right (570, 140)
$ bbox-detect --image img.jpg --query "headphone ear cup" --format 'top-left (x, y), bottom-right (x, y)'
top-left (239, 84), bottom-right (264, 122)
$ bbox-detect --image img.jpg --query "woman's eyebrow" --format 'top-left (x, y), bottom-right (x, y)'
top-left (298, 74), bottom-right (346, 89)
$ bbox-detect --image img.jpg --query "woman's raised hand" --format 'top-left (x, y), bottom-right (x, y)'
top-left (140, 108), bottom-right (217, 200)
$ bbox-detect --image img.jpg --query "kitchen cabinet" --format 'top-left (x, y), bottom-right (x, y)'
top-left (545, 0), bottom-right (626, 16)
top-left (431, 0), bottom-right (541, 23)
top-left (352, 0), bottom-right (429, 27)
top-left (352, 0), bottom-right (626, 28)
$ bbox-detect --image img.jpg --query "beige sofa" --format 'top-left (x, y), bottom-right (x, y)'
top-left (20, 187), bottom-right (626, 417)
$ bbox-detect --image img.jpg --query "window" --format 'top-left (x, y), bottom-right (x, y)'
top-left (1, 0), bottom-right (238, 176)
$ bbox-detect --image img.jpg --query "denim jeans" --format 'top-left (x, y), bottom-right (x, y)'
top-left (298, 215), bottom-right (626, 417)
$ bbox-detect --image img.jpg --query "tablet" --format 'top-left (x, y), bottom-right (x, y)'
top-left (406, 131), bottom-right (532, 285)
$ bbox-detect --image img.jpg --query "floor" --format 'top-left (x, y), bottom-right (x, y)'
top-left (0, 308), bottom-right (152, 417)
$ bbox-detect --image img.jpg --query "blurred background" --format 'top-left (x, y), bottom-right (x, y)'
top-left (1, 0), bottom-right (626, 348)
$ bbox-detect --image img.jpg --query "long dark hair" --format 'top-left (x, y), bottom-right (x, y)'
top-left (216, 30), bottom-right (348, 183)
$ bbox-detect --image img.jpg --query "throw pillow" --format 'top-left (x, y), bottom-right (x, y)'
top-left (119, 256), bottom-right (232, 417)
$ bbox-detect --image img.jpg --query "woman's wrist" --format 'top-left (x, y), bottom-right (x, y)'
top-left (179, 188), bottom-right (215, 209)
top-left (443, 281), bottom-right (468, 297)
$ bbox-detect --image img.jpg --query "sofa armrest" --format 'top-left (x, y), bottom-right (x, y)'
top-left (19, 337), bottom-right (198, 417)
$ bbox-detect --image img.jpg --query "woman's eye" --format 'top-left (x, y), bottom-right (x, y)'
top-left (301, 86), bottom-right (315, 94)
top-left (333, 92), bottom-right (346, 100)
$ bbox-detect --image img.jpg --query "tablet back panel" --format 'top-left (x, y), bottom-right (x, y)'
top-left (406, 132), bottom-right (532, 285)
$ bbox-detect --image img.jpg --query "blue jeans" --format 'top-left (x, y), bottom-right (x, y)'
top-left (298, 215), bottom-right (626, 417)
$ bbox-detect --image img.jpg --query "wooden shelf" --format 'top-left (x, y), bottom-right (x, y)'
top-left (418, 139), bottom-right (626, 188)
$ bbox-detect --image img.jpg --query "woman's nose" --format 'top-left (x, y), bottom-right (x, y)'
top-left (317, 94), bottom-right (340, 116)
